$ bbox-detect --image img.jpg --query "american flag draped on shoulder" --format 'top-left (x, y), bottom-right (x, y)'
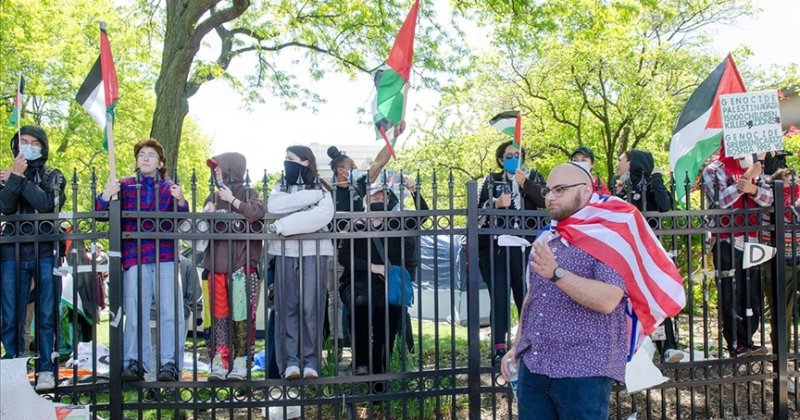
top-left (537, 194), bottom-right (685, 358)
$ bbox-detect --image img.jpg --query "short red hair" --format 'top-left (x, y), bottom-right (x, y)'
top-left (133, 138), bottom-right (167, 178)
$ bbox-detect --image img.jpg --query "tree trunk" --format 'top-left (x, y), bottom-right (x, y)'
top-left (149, 2), bottom-right (202, 178)
top-left (150, 76), bottom-right (190, 178)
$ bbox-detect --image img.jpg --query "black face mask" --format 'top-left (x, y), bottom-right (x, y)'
top-left (284, 160), bottom-right (309, 185)
top-left (368, 192), bottom-right (398, 212)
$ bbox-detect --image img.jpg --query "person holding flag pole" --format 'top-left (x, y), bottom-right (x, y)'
top-left (479, 111), bottom-right (546, 365)
top-left (6, 74), bottom-right (25, 147)
top-left (75, 21), bottom-right (120, 179)
top-left (1, 111), bottom-right (67, 392)
top-left (372, 0), bottom-right (418, 160)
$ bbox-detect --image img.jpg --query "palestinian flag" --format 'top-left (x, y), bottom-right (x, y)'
top-left (76, 22), bottom-right (119, 151)
top-left (489, 111), bottom-right (522, 149)
top-left (7, 74), bottom-right (25, 127)
top-left (372, 0), bottom-right (420, 159)
top-left (669, 54), bottom-right (746, 205)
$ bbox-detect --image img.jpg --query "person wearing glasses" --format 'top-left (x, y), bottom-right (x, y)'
top-left (477, 140), bottom-right (545, 365)
top-left (97, 138), bottom-right (188, 382)
top-left (501, 163), bottom-right (628, 420)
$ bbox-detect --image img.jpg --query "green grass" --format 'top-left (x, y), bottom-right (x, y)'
top-left (81, 312), bottom-right (491, 419)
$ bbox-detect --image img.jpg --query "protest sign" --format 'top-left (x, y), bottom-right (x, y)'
top-left (720, 90), bottom-right (783, 157)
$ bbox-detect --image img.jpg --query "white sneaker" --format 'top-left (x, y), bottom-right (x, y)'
top-left (208, 355), bottom-right (227, 382)
top-left (283, 365), bottom-right (301, 380)
top-left (35, 372), bottom-right (55, 392)
top-left (226, 357), bottom-right (247, 381)
top-left (303, 367), bottom-right (319, 379)
top-left (664, 349), bottom-right (689, 363)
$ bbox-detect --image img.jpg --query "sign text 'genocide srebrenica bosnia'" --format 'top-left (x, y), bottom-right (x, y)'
top-left (720, 90), bottom-right (783, 157)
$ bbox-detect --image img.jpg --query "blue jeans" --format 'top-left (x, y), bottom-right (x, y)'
top-left (517, 362), bottom-right (613, 420)
top-left (1, 257), bottom-right (58, 373)
top-left (123, 262), bottom-right (183, 373)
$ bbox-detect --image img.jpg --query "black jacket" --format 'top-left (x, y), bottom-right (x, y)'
top-left (477, 170), bottom-right (546, 216)
top-left (0, 127), bottom-right (67, 261)
top-left (477, 169), bottom-right (545, 249)
top-left (619, 150), bottom-right (672, 213)
top-left (338, 221), bottom-right (418, 308)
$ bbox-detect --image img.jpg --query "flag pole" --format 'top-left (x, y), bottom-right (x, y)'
top-left (515, 113), bottom-right (522, 172)
top-left (16, 74), bottom-right (22, 151)
top-left (99, 21), bottom-right (117, 179)
top-left (106, 113), bottom-right (116, 178)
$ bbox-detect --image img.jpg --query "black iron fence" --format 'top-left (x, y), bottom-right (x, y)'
top-left (0, 171), bottom-right (798, 420)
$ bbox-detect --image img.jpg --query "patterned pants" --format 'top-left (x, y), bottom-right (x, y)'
top-left (207, 268), bottom-right (261, 368)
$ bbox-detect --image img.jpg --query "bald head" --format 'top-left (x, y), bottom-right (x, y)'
top-left (545, 163), bottom-right (594, 220)
top-left (549, 163), bottom-right (593, 185)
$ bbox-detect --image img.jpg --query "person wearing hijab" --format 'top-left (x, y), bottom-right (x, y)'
top-left (0, 125), bottom-right (66, 391)
top-left (201, 153), bottom-right (266, 381)
top-left (615, 150), bottom-right (672, 213)
top-left (702, 144), bottom-right (773, 357)
top-left (615, 149), bottom-right (684, 361)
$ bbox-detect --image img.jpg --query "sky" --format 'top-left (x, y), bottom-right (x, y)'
top-left (188, 0), bottom-right (800, 176)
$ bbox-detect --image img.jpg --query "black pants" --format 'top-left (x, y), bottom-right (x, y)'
top-left (654, 317), bottom-right (678, 356)
top-left (352, 299), bottom-right (402, 375)
top-left (478, 243), bottom-right (526, 346)
top-left (714, 241), bottom-right (763, 351)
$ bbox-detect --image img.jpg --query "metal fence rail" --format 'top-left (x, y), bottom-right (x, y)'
top-left (0, 173), bottom-right (797, 419)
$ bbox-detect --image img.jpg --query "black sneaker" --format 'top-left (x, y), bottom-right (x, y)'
top-left (157, 362), bottom-right (179, 382)
top-left (121, 360), bottom-right (142, 382)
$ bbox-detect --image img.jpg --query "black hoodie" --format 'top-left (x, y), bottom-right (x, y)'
top-left (0, 125), bottom-right (67, 261)
top-left (620, 150), bottom-right (671, 213)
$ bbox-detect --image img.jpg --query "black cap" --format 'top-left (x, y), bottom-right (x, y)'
top-left (570, 146), bottom-right (595, 162)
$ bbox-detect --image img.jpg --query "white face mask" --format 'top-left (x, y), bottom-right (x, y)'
top-left (572, 161), bottom-right (592, 172)
top-left (20, 144), bottom-right (42, 161)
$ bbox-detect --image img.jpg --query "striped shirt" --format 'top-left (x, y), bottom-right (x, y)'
top-left (96, 176), bottom-right (188, 270)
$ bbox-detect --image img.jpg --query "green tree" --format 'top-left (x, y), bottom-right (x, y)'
top-left (137, 0), bottom-right (458, 174)
top-left (1, 0), bottom-right (212, 212)
top-left (434, 0), bottom-right (752, 187)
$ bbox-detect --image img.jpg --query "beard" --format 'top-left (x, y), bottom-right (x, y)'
top-left (548, 193), bottom-right (583, 221)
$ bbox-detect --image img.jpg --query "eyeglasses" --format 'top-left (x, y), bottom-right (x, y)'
top-left (503, 153), bottom-right (520, 160)
top-left (137, 152), bottom-right (159, 160)
top-left (541, 183), bottom-right (586, 198)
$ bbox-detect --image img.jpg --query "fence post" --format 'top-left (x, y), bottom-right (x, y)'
top-left (107, 199), bottom-right (123, 419)
top-left (466, 181), bottom-right (481, 420)
top-left (771, 179), bottom-right (788, 419)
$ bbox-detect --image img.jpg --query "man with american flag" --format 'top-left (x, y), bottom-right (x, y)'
top-left (501, 162), bottom-right (685, 419)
